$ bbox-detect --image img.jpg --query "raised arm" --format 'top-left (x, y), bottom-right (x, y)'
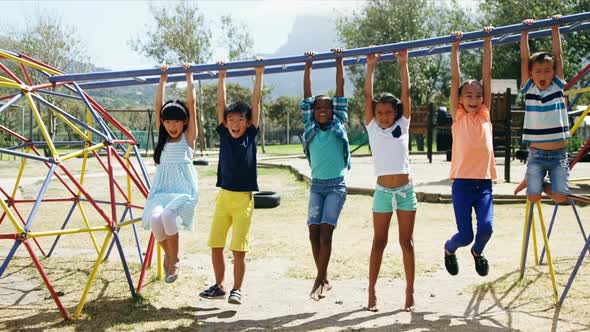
top-left (396, 49), bottom-right (411, 119)
top-left (450, 32), bottom-right (462, 120)
top-left (303, 51), bottom-right (314, 99)
top-left (183, 63), bottom-right (197, 148)
top-left (217, 61), bottom-right (226, 125)
top-left (551, 15), bottom-right (564, 80)
top-left (483, 26), bottom-right (493, 109)
top-left (251, 57), bottom-right (264, 128)
top-left (520, 19), bottom-right (533, 87)
top-left (155, 64), bottom-right (168, 131)
top-left (333, 48), bottom-right (344, 97)
top-left (364, 53), bottom-right (379, 125)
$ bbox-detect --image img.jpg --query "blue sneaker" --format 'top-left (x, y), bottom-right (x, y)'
top-left (199, 284), bottom-right (226, 299)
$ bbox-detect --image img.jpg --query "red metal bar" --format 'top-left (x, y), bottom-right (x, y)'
top-left (18, 53), bottom-right (64, 74)
top-left (0, 63), bottom-right (23, 85)
top-left (565, 63), bottom-right (590, 91)
top-left (0, 94), bottom-right (18, 101)
top-left (0, 124), bottom-right (30, 142)
top-left (0, 212), bottom-right (6, 226)
top-left (20, 63), bottom-right (33, 86)
top-left (110, 150), bottom-right (149, 198)
top-left (30, 146), bottom-right (79, 197)
top-left (112, 140), bottom-right (137, 145)
top-left (106, 146), bottom-right (118, 226)
top-left (136, 234), bottom-right (155, 292)
top-left (23, 240), bottom-right (70, 320)
top-left (29, 81), bottom-right (70, 92)
top-left (56, 163), bottom-right (113, 227)
top-left (125, 158), bottom-right (149, 196)
top-left (568, 194), bottom-right (590, 204)
top-left (569, 137), bottom-right (590, 170)
top-left (91, 150), bottom-right (129, 202)
top-left (0, 234), bottom-right (18, 239)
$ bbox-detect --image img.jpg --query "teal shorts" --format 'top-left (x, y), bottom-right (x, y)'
top-left (373, 183), bottom-right (417, 213)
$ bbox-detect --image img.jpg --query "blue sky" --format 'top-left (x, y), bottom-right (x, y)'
top-left (1, 0), bottom-right (363, 70)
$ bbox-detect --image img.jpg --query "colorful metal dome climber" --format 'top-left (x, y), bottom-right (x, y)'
top-left (0, 49), bottom-right (160, 320)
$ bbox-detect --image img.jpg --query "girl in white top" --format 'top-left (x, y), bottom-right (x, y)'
top-left (365, 50), bottom-right (417, 312)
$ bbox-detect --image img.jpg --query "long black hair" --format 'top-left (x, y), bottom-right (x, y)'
top-left (153, 100), bottom-right (189, 164)
top-left (372, 92), bottom-right (403, 123)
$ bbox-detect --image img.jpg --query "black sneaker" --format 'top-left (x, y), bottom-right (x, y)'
top-left (199, 284), bottom-right (226, 299)
top-left (445, 253), bottom-right (459, 276)
top-left (473, 253), bottom-right (489, 276)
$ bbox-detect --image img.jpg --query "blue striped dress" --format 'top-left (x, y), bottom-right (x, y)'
top-left (142, 134), bottom-right (199, 231)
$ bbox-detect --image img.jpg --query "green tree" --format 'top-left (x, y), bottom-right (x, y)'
top-left (268, 96), bottom-right (303, 143)
top-left (130, 1), bottom-right (212, 151)
top-left (477, 0), bottom-right (590, 85)
top-left (220, 15), bottom-right (255, 61)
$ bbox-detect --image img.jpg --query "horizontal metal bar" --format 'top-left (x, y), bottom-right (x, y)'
top-left (35, 89), bottom-right (82, 100)
top-left (79, 22), bottom-right (590, 90)
top-left (50, 12), bottom-right (590, 83)
top-left (0, 148), bottom-right (53, 162)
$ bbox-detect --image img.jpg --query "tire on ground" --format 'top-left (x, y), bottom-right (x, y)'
top-left (193, 159), bottom-right (209, 166)
top-left (254, 191), bottom-right (280, 209)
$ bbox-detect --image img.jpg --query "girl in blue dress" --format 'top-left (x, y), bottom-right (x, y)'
top-left (142, 64), bottom-right (199, 283)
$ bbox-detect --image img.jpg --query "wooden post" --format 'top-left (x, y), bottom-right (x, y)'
top-left (504, 88), bottom-right (512, 182)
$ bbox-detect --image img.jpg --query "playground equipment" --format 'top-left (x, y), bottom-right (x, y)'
top-left (519, 64), bottom-right (590, 306)
top-left (1, 12), bottom-right (590, 320)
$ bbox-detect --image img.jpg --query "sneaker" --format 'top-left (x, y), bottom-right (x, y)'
top-left (445, 253), bottom-right (459, 276)
top-left (228, 289), bottom-right (242, 305)
top-left (199, 284), bottom-right (226, 299)
top-left (473, 252), bottom-right (489, 276)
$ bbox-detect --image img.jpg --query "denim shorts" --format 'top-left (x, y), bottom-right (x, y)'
top-left (373, 182), bottom-right (417, 213)
top-left (307, 177), bottom-right (347, 227)
top-left (526, 147), bottom-right (569, 195)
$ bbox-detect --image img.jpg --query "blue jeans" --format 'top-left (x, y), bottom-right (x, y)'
top-left (307, 177), bottom-right (346, 227)
top-left (445, 179), bottom-right (493, 255)
top-left (526, 147), bottom-right (569, 195)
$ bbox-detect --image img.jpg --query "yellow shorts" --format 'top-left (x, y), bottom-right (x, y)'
top-left (208, 189), bottom-right (254, 252)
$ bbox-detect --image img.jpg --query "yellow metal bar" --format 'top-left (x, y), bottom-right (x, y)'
top-left (60, 143), bottom-right (104, 162)
top-left (570, 177), bottom-right (590, 183)
top-left (570, 105), bottom-right (590, 136)
top-left (0, 81), bottom-right (23, 89)
top-left (10, 147), bottom-right (30, 199)
top-left (0, 50), bottom-right (62, 75)
top-left (24, 92), bottom-right (57, 157)
top-left (45, 104), bottom-right (88, 141)
top-left (28, 225), bottom-right (110, 238)
top-left (0, 75), bottom-right (15, 83)
top-left (77, 145), bottom-right (89, 195)
top-left (535, 202), bottom-right (559, 304)
top-left (116, 217), bottom-right (142, 228)
top-left (125, 145), bottom-right (133, 201)
top-left (565, 86), bottom-right (590, 96)
top-left (74, 231), bottom-right (113, 319)
top-left (520, 200), bottom-right (531, 276)
top-left (531, 210), bottom-right (539, 265)
top-left (0, 199), bottom-right (25, 233)
top-left (77, 202), bottom-right (100, 254)
top-left (157, 244), bottom-right (163, 281)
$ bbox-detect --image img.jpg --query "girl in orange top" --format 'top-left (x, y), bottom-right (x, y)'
top-left (444, 27), bottom-right (496, 278)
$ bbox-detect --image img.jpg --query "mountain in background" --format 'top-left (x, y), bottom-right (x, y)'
top-left (261, 15), bottom-right (354, 98)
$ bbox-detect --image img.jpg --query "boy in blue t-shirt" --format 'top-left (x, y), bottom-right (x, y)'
top-left (199, 59), bottom-right (264, 305)
top-left (301, 49), bottom-right (350, 301)
top-left (515, 15), bottom-right (570, 203)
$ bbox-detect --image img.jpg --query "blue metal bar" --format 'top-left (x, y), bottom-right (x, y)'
top-left (71, 82), bottom-right (112, 141)
top-left (24, 164), bottom-right (56, 232)
top-left (52, 12), bottom-right (590, 83)
top-left (47, 201), bottom-right (78, 257)
top-left (78, 22), bottom-right (590, 90)
top-left (0, 49), bottom-right (20, 57)
top-left (78, 197), bottom-right (130, 207)
top-left (35, 89), bottom-right (82, 100)
top-left (133, 144), bottom-right (151, 190)
top-left (32, 92), bottom-right (110, 142)
top-left (0, 93), bottom-right (23, 114)
top-left (570, 200), bottom-right (590, 254)
top-left (520, 203), bottom-right (535, 280)
top-left (104, 207), bottom-right (129, 261)
top-left (113, 231), bottom-right (137, 298)
top-left (559, 235), bottom-right (590, 305)
top-left (0, 241), bottom-right (21, 278)
top-left (539, 203), bottom-right (559, 265)
top-left (129, 209), bottom-right (143, 265)
top-left (0, 148), bottom-right (53, 163)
